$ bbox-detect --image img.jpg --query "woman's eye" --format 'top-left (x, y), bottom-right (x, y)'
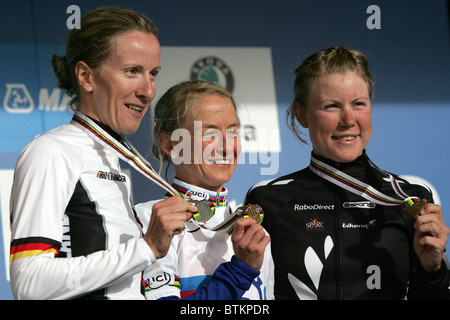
top-left (353, 101), bottom-right (369, 109)
top-left (150, 69), bottom-right (160, 78)
top-left (226, 129), bottom-right (240, 138)
top-left (202, 130), bottom-right (220, 139)
top-left (125, 68), bottom-right (137, 75)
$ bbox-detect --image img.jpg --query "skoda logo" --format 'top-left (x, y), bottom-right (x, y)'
top-left (190, 56), bottom-right (234, 93)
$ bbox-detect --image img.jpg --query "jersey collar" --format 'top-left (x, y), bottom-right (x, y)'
top-left (171, 178), bottom-right (228, 208)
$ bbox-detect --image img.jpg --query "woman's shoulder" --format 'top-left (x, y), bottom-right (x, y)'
top-left (247, 167), bottom-right (311, 194)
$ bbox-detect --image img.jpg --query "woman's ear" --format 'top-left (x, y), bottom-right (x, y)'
top-left (292, 101), bottom-right (308, 128)
top-left (75, 61), bottom-right (94, 94)
top-left (159, 132), bottom-right (174, 157)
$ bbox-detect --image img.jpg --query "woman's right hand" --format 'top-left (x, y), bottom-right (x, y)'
top-left (143, 196), bottom-right (196, 259)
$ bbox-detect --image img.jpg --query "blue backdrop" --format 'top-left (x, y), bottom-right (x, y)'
top-left (0, 0), bottom-right (449, 300)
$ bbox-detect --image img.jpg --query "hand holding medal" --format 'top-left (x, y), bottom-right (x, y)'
top-left (144, 196), bottom-right (197, 259)
top-left (411, 202), bottom-right (449, 272)
top-left (231, 209), bottom-right (270, 271)
top-left (402, 197), bottom-right (427, 219)
top-left (240, 204), bottom-right (264, 225)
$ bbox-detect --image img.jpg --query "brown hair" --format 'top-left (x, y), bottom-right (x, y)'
top-left (51, 6), bottom-right (158, 110)
top-left (287, 46), bottom-right (373, 143)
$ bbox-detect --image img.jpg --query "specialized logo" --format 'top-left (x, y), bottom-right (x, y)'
top-left (343, 201), bottom-right (376, 209)
top-left (96, 171), bottom-right (126, 182)
top-left (190, 56), bottom-right (234, 93)
top-left (306, 218), bottom-right (324, 231)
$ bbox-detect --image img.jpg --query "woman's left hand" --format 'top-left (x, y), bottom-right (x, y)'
top-left (414, 203), bottom-right (449, 272)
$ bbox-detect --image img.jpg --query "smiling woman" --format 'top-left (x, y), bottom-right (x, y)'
top-left (135, 80), bottom-right (274, 300)
top-left (245, 46), bottom-right (450, 300)
top-left (296, 71), bottom-right (373, 163)
top-left (75, 31), bottom-right (161, 134)
top-left (9, 7), bottom-right (198, 300)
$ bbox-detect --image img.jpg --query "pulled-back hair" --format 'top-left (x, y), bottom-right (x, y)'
top-left (287, 46), bottom-right (373, 143)
top-left (51, 6), bottom-right (158, 110)
top-left (152, 80), bottom-right (238, 174)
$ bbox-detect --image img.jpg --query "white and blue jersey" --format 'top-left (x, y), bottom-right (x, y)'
top-left (136, 178), bottom-right (274, 300)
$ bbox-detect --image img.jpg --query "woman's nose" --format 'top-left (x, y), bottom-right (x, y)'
top-left (136, 77), bottom-right (155, 102)
top-left (339, 106), bottom-right (355, 128)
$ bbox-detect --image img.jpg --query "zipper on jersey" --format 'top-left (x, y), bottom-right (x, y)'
top-left (334, 187), bottom-right (342, 300)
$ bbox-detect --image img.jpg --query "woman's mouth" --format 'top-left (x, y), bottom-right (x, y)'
top-left (213, 159), bottom-right (232, 165)
top-left (332, 135), bottom-right (359, 142)
top-left (125, 104), bottom-right (145, 113)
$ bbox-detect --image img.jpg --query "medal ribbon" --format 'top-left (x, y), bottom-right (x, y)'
top-left (71, 112), bottom-right (242, 233)
top-left (171, 182), bottom-right (227, 207)
top-left (71, 112), bottom-right (178, 196)
top-left (170, 182), bottom-right (241, 234)
top-left (309, 155), bottom-right (412, 206)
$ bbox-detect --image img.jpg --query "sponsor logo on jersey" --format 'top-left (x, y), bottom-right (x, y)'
top-left (294, 204), bottom-right (335, 211)
top-left (343, 201), bottom-right (376, 209)
top-left (306, 218), bottom-right (325, 231)
top-left (144, 272), bottom-right (180, 291)
top-left (96, 171), bottom-right (126, 182)
top-left (185, 189), bottom-right (209, 201)
top-left (342, 219), bottom-right (376, 229)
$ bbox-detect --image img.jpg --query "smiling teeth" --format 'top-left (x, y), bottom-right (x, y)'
top-left (214, 160), bottom-right (231, 164)
top-left (339, 136), bottom-right (356, 141)
top-left (126, 104), bottom-right (144, 112)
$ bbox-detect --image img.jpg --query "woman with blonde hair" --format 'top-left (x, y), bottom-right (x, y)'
top-left (245, 46), bottom-right (449, 300)
top-left (136, 80), bottom-right (274, 300)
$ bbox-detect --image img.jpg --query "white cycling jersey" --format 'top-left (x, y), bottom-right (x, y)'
top-left (135, 178), bottom-right (274, 300)
top-left (9, 115), bottom-right (156, 300)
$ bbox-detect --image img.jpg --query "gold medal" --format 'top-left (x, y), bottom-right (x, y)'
top-left (191, 200), bottom-right (215, 224)
top-left (242, 204), bottom-right (264, 224)
top-left (402, 197), bottom-right (427, 219)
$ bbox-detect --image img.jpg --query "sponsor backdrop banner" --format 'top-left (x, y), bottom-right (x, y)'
top-left (0, 1), bottom-right (449, 299)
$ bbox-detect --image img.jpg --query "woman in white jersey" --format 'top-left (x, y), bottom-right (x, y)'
top-left (9, 7), bottom-right (197, 300)
top-left (135, 80), bottom-right (274, 299)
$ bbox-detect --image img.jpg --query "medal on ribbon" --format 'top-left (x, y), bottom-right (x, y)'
top-left (71, 112), bottom-right (246, 232)
top-left (309, 155), bottom-right (427, 219)
top-left (71, 112), bottom-right (266, 233)
top-left (190, 199), bottom-right (215, 224)
top-left (402, 197), bottom-right (427, 219)
top-left (241, 204), bottom-right (264, 224)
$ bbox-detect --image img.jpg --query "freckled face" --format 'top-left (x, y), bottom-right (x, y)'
top-left (301, 72), bottom-right (372, 163)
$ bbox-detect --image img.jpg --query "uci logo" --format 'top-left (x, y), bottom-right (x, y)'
top-left (147, 272), bottom-right (172, 290)
top-left (186, 189), bottom-right (209, 201)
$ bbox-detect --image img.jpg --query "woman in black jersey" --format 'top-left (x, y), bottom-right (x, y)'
top-left (245, 47), bottom-right (449, 299)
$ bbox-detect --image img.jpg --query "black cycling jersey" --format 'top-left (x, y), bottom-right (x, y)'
top-left (245, 151), bottom-right (450, 300)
